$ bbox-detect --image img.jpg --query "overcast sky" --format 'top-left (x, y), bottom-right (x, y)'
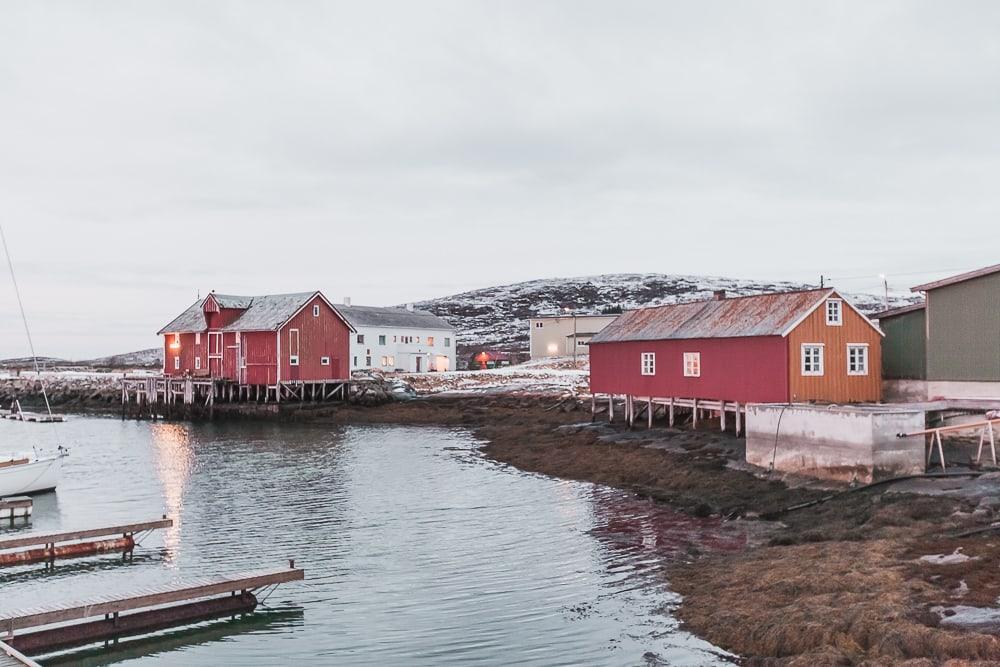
top-left (1, 1), bottom-right (998, 358)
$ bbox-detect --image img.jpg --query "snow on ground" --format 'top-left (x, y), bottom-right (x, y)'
top-left (405, 357), bottom-right (589, 396)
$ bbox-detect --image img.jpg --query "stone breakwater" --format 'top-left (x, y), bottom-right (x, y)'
top-left (0, 373), bottom-right (125, 410)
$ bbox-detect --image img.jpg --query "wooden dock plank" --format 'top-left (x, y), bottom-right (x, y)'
top-left (0, 567), bottom-right (304, 632)
top-left (0, 519), bottom-right (172, 552)
top-left (0, 641), bottom-right (40, 667)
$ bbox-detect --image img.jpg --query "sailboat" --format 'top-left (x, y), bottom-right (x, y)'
top-left (0, 225), bottom-right (68, 496)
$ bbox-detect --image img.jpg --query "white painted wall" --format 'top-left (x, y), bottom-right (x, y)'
top-left (528, 315), bottom-right (619, 359)
top-left (350, 326), bottom-right (455, 373)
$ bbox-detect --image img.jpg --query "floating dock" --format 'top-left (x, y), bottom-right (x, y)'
top-left (0, 498), bottom-right (31, 526)
top-left (0, 564), bottom-right (304, 655)
top-left (0, 518), bottom-right (172, 567)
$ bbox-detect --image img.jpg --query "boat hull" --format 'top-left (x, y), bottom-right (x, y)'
top-left (0, 456), bottom-right (63, 496)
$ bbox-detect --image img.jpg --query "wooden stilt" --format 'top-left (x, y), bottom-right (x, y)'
top-left (735, 402), bottom-right (741, 436)
top-left (608, 395), bottom-right (614, 423)
top-left (669, 398), bottom-right (675, 427)
top-left (647, 399), bottom-right (653, 429)
top-left (692, 399), bottom-right (698, 429)
top-left (719, 403), bottom-right (726, 431)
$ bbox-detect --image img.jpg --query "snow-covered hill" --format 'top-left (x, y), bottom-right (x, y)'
top-left (412, 273), bottom-right (916, 354)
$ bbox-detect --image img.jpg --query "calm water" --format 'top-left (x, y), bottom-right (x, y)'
top-left (0, 417), bottom-right (751, 666)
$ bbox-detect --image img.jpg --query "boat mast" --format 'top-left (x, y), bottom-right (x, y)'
top-left (0, 224), bottom-right (57, 420)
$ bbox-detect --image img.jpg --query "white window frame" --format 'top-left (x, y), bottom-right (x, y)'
top-left (378, 334), bottom-right (386, 345)
top-left (195, 332), bottom-right (201, 345)
top-left (641, 352), bottom-right (656, 376)
top-left (290, 355), bottom-right (300, 366)
top-left (320, 356), bottom-right (330, 366)
top-left (195, 357), bottom-right (201, 370)
top-left (801, 344), bottom-right (825, 376)
top-left (683, 352), bottom-right (701, 378)
top-left (444, 338), bottom-right (451, 347)
top-left (847, 344), bottom-right (869, 376)
top-left (313, 304), bottom-right (320, 317)
top-left (826, 299), bottom-right (843, 326)
top-left (387, 355), bottom-right (395, 366)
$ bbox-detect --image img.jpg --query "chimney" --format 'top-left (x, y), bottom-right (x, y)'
top-left (713, 290), bottom-right (726, 301)
top-left (406, 303), bottom-right (414, 312)
top-left (343, 296), bottom-right (351, 306)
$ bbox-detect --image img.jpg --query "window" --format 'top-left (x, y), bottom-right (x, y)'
top-left (321, 356), bottom-right (330, 366)
top-left (535, 322), bottom-right (543, 328)
top-left (195, 357), bottom-right (201, 370)
top-left (378, 335), bottom-right (386, 346)
top-left (174, 357), bottom-right (180, 370)
top-left (290, 355), bottom-right (299, 366)
top-left (289, 328), bottom-right (300, 366)
top-left (415, 336), bottom-right (421, 344)
top-left (381, 356), bottom-right (388, 367)
top-left (641, 352), bottom-right (656, 376)
top-left (577, 339), bottom-right (588, 346)
top-left (357, 334), bottom-right (365, 344)
top-left (195, 333), bottom-right (201, 345)
top-left (313, 305), bottom-right (320, 317)
top-left (445, 337), bottom-right (451, 347)
top-left (802, 344), bottom-right (824, 376)
top-left (684, 352), bottom-right (701, 377)
top-left (366, 356), bottom-right (372, 367)
top-left (848, 344), bottom-right (869, 375)
top-left (427, 336), bottom-right (435, 346)
top-left (387, 355), bottom-right (395, 366)
top-left (353, 356), bottom-right (358, 367)
top-left (826, 299), bottom-right (843, 326)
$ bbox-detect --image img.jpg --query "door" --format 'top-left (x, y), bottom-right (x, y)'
top-left (415, 356), bottom-right (422, 373)
top-left (223, 333), bottom-right (238, 381)
top-left (208, 332), bottom-right (223, 376)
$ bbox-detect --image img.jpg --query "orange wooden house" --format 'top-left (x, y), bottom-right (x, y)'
top-left (590, 288), bottom-right (884, 409)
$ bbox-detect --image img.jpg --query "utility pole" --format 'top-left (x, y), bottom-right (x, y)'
top-left (881, 274), bottom-right (889, 309)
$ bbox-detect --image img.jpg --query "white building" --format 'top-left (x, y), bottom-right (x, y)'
top-left (528, 314), bottom-right (620, 359)
top-left (337, 302), bottom-right (456, 372)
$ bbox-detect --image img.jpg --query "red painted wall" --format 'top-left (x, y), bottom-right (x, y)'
top-left (278, 296), bottom-right (351, 381)
top-left (205, 308), bottom-right (245, 331)
top-left (163, 332), bottom-right (206, 377)
top-left (589, 336), bottom-right (790, 403)
top-left (243, 331), bottom-right (278, 385)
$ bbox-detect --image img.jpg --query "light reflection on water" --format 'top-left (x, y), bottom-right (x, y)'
top-left (0, 417), bottom-right (753, 666)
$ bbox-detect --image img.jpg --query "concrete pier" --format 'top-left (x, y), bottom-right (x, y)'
top-left (745, 404), bottom-right (926, 483)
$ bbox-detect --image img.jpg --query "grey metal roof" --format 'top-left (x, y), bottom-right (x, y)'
top-left (336, 304), bottom-right (453, 331)
top-left (589, 289), bottom-right (837, 343)
top-left (221, 292), bottom-right (318, 331)
top-left (158, 292), bottom-right (329, 334)
top-left (873, 302), bottom-right (926, 320)
top-left (912, 263), bottom-right (1000, 292)
top-left (157, 300), bottom-right (208, 335)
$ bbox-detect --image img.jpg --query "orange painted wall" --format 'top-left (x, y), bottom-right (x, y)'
top-left (787, 298), bottom-right (883, 403)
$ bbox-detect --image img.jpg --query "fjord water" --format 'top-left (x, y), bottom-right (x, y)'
top-left (0, 417), bottom-right (747, 666)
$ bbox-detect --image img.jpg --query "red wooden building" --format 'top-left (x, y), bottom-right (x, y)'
top-left (589, 289), bottom-right (884, 429)
top-left (157, 291), bottom-right (354, 387)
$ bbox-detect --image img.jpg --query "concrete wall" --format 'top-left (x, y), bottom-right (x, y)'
top-left (746, 404), bottom-right (926, 483)
top-left (884, 379), bottom-right (1000, 402)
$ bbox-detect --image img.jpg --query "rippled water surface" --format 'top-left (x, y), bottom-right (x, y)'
top-left (0, 417), bottom-right (750, 665)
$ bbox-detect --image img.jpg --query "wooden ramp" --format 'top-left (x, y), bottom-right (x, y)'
top-left (0, 566), bottom-right (304, 636)
top-left (0, 641), bottom-right (39, 667)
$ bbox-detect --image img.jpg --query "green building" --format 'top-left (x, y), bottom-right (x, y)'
top-left (880, 264), bottom-right (1000, 400)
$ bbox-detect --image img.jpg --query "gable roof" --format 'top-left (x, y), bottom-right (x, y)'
top-left (912, 263), bottom-right (1000, 292)
top-left (590, 289), bottom-right (882, 344)
top-left (158, 291), bottom-right (353, 335)
top-left (336, 304), bottom-right (453, 331)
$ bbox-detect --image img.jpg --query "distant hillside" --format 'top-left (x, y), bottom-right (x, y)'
top-left (0, 348), bottom-right (162, 371)
top-left (412, 273), bottom-right (917, 354)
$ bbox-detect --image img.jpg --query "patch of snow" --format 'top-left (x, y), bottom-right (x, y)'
top-left (918, 548), bottom-right (978, 565)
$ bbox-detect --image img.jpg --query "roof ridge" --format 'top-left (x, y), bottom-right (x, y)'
top-left (635, 287), bottom-right (830, 312)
